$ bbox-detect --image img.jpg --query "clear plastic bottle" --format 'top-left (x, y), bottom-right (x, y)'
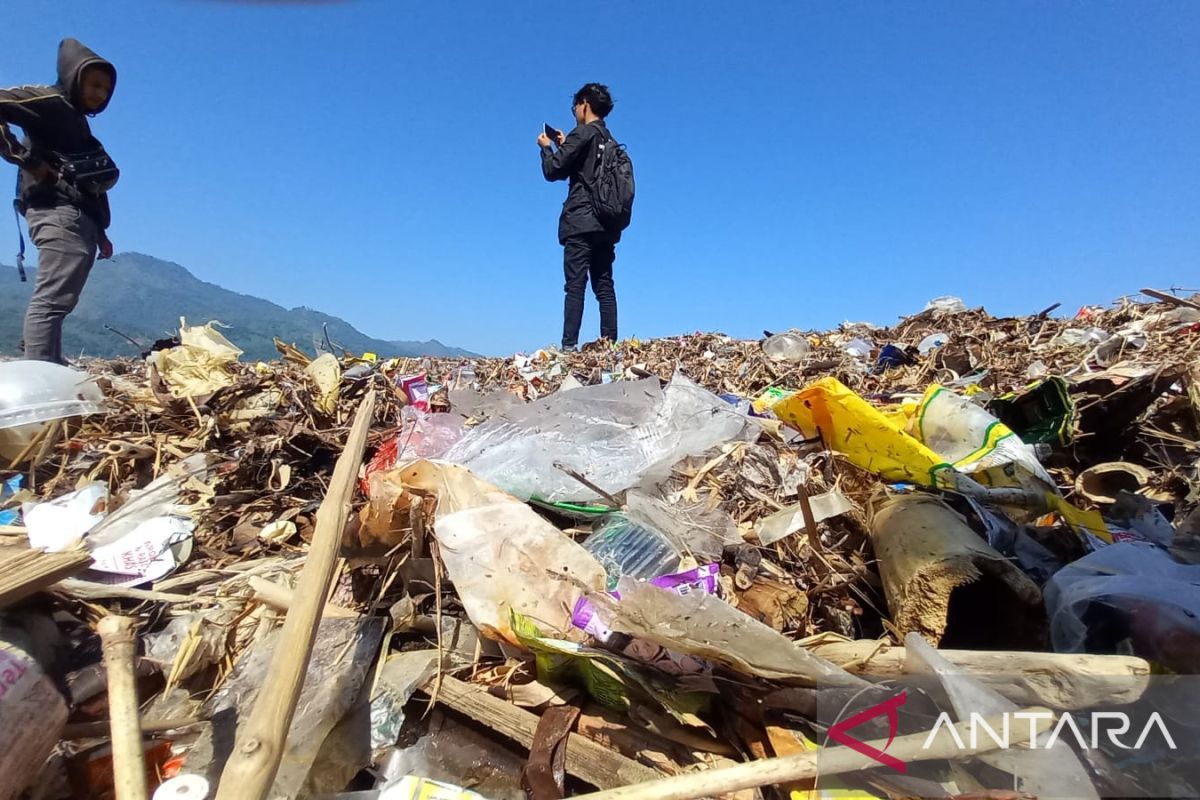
top-left (583, 513), bottom-right (682, 588)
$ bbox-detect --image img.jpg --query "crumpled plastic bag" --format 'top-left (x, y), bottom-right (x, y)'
top-left (396, 460), bottom-right (607, 644)
top-left (304, 352), bottom-right (341, 414)
top-left (440, 373), bottom-right (755, 503)
top-left (586, 578), bottom-right (865, 687)
top-left (147, 319), bottom-right (243, 398)
top-left (1044, 542), bottom-right (1200, 672)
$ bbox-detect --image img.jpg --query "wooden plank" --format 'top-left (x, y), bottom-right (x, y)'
top-left (809, 639), bottom-right (1150, 709)
top-left (0, 545), bottom-right (93, 608)
top-left (419, 675), bottom-right (662, 790)
top-left (213, 391), bottom-right (375, 800)
top-left (571, 708), bottom-right (1056, 800)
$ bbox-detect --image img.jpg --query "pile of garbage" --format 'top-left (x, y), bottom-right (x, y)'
top-left (1, 290), bottom-right (1198, 800)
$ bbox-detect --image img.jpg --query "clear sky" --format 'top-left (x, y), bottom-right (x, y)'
top-left (5, 1), bottom-right (1198, 355)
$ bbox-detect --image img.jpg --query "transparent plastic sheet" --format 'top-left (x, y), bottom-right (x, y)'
top-left (1044, 542), bottom-right (1200, 671)
top-left (903, 633), bottom-right (1098, 800)
top-left (397, 461), bottom-right (607, 643)
top-left (588, 578), bottom-right (866, 687)
top-left (439, 373), bottom-right (754, 503)
top-left (186, 616), bottom-right (386, 800)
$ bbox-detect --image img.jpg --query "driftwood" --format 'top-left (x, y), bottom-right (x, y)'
top-left (571, 706), bottom-right (1057, 800)
top-left (419, 675), bottom-right (662, 790)
top-left (808, 639), bottom-right (1151, 709)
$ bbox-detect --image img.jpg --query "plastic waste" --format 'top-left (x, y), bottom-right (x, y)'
top-left (23, 483), bottom-right (107, 551)
top-left (370, 650), bottom-right (440, 750)
top-left (0, 474), bottom-right (22, 525)
top-left (379, 776), bottom-right (490, 800)
top-left (440, 373), bottom-right (754, 503)
top-left (874, 344), bottom-right (915, 372)
top-left (583, 513), bottom-right (682, 587)
top-left (396, 460), bottom-right (607, 643)
top-left (762, 330), bottom-right (811, 362)
top-left (1044, 542), bottom-right (1200, 673)
top-left (0, 360), bottom-right (105, 461)
top-left (1106, 491), bottom-right (1174, 546)
top-left (755, 490), bottom-right (855, 546)
top-left (1052, 327), bottom-right (1110, 346)
top-left (586, 578), bottom-right (865, 686)
top-left (843, 337), bottom-right (873, 358)
top-left (1091, 332), bottom-right (1147, 367)
top-left (0, 633), bottom-right (68, 800)
top-left (903, 633), bottom-right (1099, 799)
top-left (988, 376), bottom-right (1074, 446)
top-left (84, 515), bottom-right (194, 586)
top-left (153, 775), bottom-right (210, 800)
top-left (572, 563), bottom-right (720, 643)
top-left (910, 384), bottom-right (1055, 490)
top-left (186, 616), bottom-right (386, 799)
top-left (305, 352), bottom-right (342, 413)
top-left (361, 409), bottom-right (467, 494)
top-left (944, 493), bottom-right (1063, 584)
top-left (623, 490), bottom-right (740, 559)
top-left (146, 319), bottom-right (243, 398)
top-left (143, 613), bottom-right (229, 684)
top-left (923, 296), bottom-right (967, 314)
top-left (916, 332), bottom-right (949, 355)
top-left (399, 374), bottom-right (430, 412)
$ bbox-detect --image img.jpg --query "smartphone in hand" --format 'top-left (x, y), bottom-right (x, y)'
top-left (544, 122), bottom-right (559, 140)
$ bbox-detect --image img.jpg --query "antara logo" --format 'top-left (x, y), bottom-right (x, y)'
top-left (924, 710), bottom-right (1178, 752)
top-left (827, 692), bottom-right (1177, 773)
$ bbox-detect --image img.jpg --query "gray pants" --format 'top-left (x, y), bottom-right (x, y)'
top-left (22, 206), bottom-right (98, 364)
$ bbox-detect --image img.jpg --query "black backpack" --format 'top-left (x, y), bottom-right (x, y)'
top-left (588, 128), bottom-right (634, 233)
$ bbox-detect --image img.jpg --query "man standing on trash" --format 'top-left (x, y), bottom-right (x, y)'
top-left (539, 83), bottom-right (621, 353)
top-left (0, 38), bottom-right (119, 364)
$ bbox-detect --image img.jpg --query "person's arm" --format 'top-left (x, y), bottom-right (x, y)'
top-left (541, 126), bottom-right (592, 182)
top-left (0, 85), bottom-right (61, 171)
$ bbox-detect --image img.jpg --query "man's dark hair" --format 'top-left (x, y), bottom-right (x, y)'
top-left (573, 83), bottom-right (614, 118)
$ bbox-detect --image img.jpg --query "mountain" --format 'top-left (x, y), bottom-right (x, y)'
top-left (0, 252), bottom-right (476, 361)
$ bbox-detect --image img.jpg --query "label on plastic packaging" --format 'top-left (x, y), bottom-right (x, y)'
top-left (399, 374), bottom-right (430, 412)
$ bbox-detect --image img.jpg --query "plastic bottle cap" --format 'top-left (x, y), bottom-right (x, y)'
top-left (153, 775), bottom-right (210, 800)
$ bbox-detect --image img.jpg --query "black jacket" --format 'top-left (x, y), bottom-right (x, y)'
top-left (0, 38), bottom-right (118, 229)
top-left (541, 120), bottom-right (620, 244)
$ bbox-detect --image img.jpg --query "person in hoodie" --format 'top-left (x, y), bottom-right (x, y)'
top-left (0, 38), bottom-right (118, 364)
top-left (539, 83), bottom-right (619, 352)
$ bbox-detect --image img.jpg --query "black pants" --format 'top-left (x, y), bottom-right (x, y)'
top-left (562, 232), bottom-right (617, 349)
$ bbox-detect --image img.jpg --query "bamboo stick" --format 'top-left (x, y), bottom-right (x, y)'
top-left (97, 615), bottom-right (148, 800)
top-left (213, 391), bottom-right (375, 800)
top-left (572, 706), bottom-right (1056, 800)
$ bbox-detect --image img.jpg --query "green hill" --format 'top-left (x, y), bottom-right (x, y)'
top-left (0, 252), bottom-right (475, 361)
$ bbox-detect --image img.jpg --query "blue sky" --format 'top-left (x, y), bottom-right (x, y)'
top-left (5, 1), bottom-right (1198, 355)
